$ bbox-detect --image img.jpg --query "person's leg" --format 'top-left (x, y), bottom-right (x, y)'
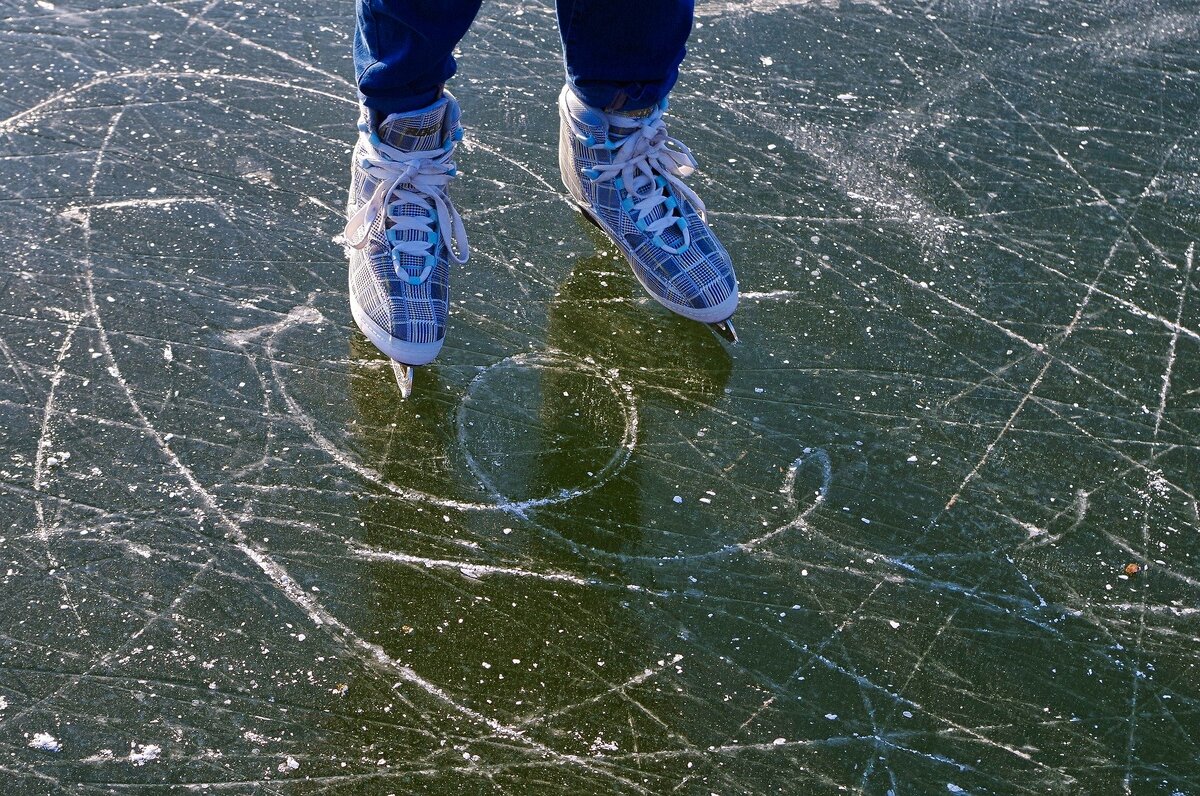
top-left (555, 0), bottom-right (693, 112)
top-left (355, 0), bottom-right (483, 121)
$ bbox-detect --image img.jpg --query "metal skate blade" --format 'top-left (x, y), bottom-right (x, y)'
top-left (709, 318), bottom-right (740, 344)
top-left (391, 361), bottom-right (414, 399)
top-left (577, 205), bottom-right (602, 229)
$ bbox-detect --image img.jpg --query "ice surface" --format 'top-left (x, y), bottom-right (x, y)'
top-left (1, 0), bottom-right (1198, 793)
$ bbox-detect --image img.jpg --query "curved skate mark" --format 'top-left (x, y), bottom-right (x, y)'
top-left (256, 305), bottom-right (638, 515)
top-left (247, 306), bottom-right (847, 569)
top-left (454, 350), bottom-right (639, 520)
top-left (263, 300), bottom-right (834, 567)
top-left (739, 450), bottom-right (831, 552)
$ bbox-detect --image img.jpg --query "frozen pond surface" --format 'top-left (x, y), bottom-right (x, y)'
top-left (2, 0), bottom-right (1199, 793)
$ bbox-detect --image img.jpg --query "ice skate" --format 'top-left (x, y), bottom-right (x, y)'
top-left (344, 92), bottom-right (468, 397)
top-left (557, 85), bottom-right (739, 342)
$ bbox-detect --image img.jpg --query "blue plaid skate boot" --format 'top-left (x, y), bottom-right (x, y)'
top-left (557, 86), bottom-right (739, 342)
top-left (344, 92), bottom-right (468, 397)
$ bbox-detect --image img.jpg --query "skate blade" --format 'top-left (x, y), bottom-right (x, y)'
top-left (390, 361), bottom-right (415, 399)
top-left (577, 204), bottom-right (603, 230)
top-left (709, 318), bottom-right (740, 344)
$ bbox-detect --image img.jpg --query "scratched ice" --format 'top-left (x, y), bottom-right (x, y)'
top-left (1, 0), bottom-right (1198, 793)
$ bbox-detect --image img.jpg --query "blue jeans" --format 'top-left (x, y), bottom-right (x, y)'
top-left (355, 0), bottom-right (694, 119)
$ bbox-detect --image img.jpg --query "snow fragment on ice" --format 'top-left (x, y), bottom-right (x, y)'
top-left (129, 743), bottom-right (161, 765)
top-left (589, 736), bottom-right (619, 753)
top-left (29, 733), bottom-right (61, 752)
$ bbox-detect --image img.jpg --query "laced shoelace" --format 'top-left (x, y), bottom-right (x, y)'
top-left (579, 108), bottom-right (705, 255)
top-left (344, 129), bottom-right (469, 285)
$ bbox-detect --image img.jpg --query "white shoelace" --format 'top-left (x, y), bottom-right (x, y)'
top-left (344, 132), bottom-right (469, 285)
top-left (583, 110), bottom-right (705, 254)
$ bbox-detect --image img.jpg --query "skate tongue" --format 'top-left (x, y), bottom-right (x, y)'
top-left (378, 100), bottom-right (449, 152)
top-left (606, 105), bottom-right (656, 138)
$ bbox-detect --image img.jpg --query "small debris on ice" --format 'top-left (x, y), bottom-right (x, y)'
top-left (673, 495), bottom-right (683, 504)
top-left (29, 733), bottom-right (61, 752)
top-left (772, 737), bottom-right (786, 745)
top-left (278, 755), bottom-right (300, 772)
top-left (590, 735), bottom-right (619, 753)
top-left (129, 744), bottom-right (161, 765)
